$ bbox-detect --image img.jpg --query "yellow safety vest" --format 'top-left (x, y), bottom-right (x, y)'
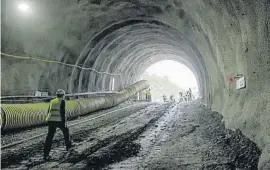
top-left (146, 90), bottom-right (151, 96)
top-left (45, 98), bottom-right (63, 121)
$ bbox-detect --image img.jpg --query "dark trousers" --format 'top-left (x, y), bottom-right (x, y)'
top-left (43, 121), bottom-right (71, 157)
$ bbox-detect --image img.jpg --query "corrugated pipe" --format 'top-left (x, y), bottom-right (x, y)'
top-left (0, 80), bottom-right (149, 131)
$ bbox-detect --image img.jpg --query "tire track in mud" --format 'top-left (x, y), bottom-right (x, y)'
top-left (65, 116), bottom-right (162, 170)
top-left (1, 103), bottom-right (152, 169)
top-left (63, 104), bottom-right (172, 170)
top-left (107, 102), bottom-right (261, 170)
top-left (2, 103), bottom-right (172, 170)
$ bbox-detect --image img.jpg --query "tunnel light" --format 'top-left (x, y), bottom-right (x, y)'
top-left (18, 2), bottom-right (30, 13)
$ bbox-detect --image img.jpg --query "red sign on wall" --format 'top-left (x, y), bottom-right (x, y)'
top-left (229, 76), bottom-right (234, 83)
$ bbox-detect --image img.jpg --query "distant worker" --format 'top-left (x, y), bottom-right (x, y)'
top-left (43, 89), bottom-right (73, 161)
top-left (170, 95), bottom-right (175, 102)
top-left (179, 92), bottom-right (184, 103)
top-left (183, 91), bottom-right (188, 102)
top-left (188, 88), bottom-right (192, 101)
top-left (163, 94), bottom-right (167, 102)
top-left (146, 89), bottom-right (152, 102)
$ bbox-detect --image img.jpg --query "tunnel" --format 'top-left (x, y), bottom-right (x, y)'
top-left (71, 18), bottom-right (208, 101)
top-left (1, 0), bottom-right (269, 169)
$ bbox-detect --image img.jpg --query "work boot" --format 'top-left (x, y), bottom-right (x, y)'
top-left (43, 155), bottom-right (51, 161)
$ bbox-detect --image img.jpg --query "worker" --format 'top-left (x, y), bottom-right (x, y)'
top-left (179, 92), bottom-right (184, 103)
top-left (188, 88), bottom-right (192, 101)
top-left (183, 91), bottom-right (188, 102)
top-left (170, 95), bottom-right (175, 102)
top-left (146, 89), bottom-right (152, 102)
top-left (43, 89), bottom-right (73, 161)
top-left (185, 90), bottom-right (190, 102)
top-left (162, 94), bottom-right (167, 102)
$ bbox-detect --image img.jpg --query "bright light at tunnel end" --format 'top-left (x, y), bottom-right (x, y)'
top-left (141, 60), bottom-right (199, 102)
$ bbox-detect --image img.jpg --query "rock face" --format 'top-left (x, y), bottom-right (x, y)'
top-left (1, 0), bottom-right (269, 168)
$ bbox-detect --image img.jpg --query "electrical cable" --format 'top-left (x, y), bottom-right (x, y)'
top-left (1, 52), bottom-right (124, 90)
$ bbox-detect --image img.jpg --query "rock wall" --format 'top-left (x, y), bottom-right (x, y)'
top-left (1, 0), bottom-right (269, 168)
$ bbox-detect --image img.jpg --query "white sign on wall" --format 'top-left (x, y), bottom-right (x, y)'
top-left (41, 92), bottom-right (49, 97)
top-left (35, 91), bottom-right (42, 96)
top-left (236, 77), bottom-right (246, 89)
top-left (35, 91), bottom-right (49, 96)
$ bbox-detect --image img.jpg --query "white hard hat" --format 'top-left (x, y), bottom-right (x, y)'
top-left (56, 89), bottom-right (65, 95)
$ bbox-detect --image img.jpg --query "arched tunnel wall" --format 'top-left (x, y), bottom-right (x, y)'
top-left (1, 0), bottom-right (269, 168)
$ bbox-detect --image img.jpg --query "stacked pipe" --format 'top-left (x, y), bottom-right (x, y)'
top-left (0, 80), bottom-right (149, 131)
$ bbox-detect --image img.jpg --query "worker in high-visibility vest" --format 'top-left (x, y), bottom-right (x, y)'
top-left (43, 89), bottom-right (73, 161)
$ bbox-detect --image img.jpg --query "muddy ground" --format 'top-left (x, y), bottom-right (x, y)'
top-left (1, 101), bottom-right (261, 170)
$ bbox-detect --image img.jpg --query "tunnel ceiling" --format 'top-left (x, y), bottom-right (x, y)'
top-left (1, 0), bottom-right (270, 167)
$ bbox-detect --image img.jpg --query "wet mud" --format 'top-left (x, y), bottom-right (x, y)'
top-left (1, 102), bottom-right (261, 170)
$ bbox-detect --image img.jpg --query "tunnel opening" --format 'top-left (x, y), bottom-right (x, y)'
top-left (141, 60), bottom-right (199, 102)
top-left (71, 18), bottom-right (210, 106)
